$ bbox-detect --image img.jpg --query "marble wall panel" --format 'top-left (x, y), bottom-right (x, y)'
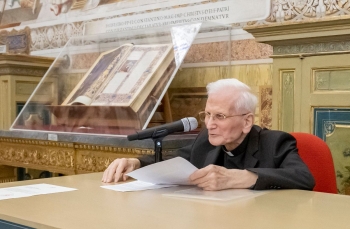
top-left (230, 39), bottom-right (272, 61)
top-left (70, 53), bottom-right (100, 70)
top-left (184, 39), bottom-right (272, 63)
top-left (260, 86), bottom-right (272, 129)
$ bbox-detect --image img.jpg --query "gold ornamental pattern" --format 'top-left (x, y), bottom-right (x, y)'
top-left (76, 144), bottom-right (154, 172)
top-left (267, 0), bottom-right (350, 22)
top-left (0, 138), bottom-right (75, 173)
top-left (0, 136), bottom-right (201, 181)
top-left (0, 137), bottom-right (164, 174)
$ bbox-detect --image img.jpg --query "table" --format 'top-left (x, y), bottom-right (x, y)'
top-left (0, 173), bottom-right (349, 229)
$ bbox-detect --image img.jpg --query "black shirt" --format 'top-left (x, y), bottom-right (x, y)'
top-left (215, 132), bottom-right (250, 169)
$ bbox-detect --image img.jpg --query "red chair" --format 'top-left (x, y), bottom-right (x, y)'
top-left (290, 132), bottom-right (338, 194)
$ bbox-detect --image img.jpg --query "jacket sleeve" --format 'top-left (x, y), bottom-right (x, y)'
top-left (247, 131), bottom-right (315, 190)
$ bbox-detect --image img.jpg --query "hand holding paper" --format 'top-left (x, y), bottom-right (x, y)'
top-left (101, 157), bottom-right (198, 192)
top-left (127, 157), bottom-right (198, 185)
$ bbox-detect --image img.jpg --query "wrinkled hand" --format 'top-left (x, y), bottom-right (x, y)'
top-left (189, 165), bottom-right (258, 191)
top-left (102, 158), bottom-right (141, 183)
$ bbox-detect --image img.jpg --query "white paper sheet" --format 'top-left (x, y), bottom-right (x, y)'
top-left (0, 184), bottom-right (77, 200)
top-left (0, 189), bottom-right (32, 200)
top-left (101, 157), bottom-right (198, 192)
top-left (21, 183), bottom-right (77, 194)
top-left (101, 181), bottom-right (177, 192)
top-left (127, 157), bottom-right (198, 185)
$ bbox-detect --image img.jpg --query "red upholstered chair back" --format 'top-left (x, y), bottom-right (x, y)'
top-left (290, 132), bottom-right (337, 194)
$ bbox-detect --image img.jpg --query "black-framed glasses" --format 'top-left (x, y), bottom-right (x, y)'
top-left (198, 111), bottom-right (248, 122)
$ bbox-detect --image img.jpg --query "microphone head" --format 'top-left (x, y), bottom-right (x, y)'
top-left (181, 117), bottom-right (198, 132)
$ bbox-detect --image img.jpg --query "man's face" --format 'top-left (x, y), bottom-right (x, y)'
top-left (204, 91), bottom-right (249, 151)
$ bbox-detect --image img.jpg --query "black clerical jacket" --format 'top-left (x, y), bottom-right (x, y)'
top-left (139, 125), bottom-right (315, 190)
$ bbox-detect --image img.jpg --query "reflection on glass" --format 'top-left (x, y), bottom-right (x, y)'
top-left (11, 22), bottom-right (231, 136)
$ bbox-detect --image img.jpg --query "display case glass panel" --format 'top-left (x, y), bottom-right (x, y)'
top-left (11, 22), bottom-right (231, 136)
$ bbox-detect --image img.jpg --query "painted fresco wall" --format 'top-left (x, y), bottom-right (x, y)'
top-left (1, 0), bottom-right (350, 56)
top-left (0, 0), bottom-right (172, 27)
top-left (2, 0), bottom-right (349, 131)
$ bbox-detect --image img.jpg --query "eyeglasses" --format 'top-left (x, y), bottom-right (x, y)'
top-left (198, 111), bottom-right (248, 122)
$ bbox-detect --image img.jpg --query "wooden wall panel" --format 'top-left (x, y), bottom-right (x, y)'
top-left (170, 64), bottom-right (273, 128)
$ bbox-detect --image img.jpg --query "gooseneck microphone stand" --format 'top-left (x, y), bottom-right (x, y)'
top-left (151, 129), bottom-right (169, 163)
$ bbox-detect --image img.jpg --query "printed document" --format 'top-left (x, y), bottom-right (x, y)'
top-left (101, 157), bottom-right (269, 202)
top-left (0, 184), bottom-right (77, 200)
top-left (101, 157), bottom-right (197, 192)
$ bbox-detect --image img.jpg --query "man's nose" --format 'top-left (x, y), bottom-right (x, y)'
top-left (205, 116), bottom-right (216, 128)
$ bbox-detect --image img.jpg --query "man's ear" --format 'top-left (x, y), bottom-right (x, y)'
top-left (242, 113), bottom-right (254, 134)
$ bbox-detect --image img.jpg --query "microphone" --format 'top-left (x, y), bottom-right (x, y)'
top-left (127, 117), bottom-right (198, 141)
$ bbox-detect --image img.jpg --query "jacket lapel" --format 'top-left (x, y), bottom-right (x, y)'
top-left (243, 125), bottom-right (261, 168)
top-left (200, 125), bottom-right (262, 168)
top-left (203, 146), bottom-right (221, 167)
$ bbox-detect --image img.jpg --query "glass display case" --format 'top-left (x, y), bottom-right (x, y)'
top-left (11, 22), bottom-right (232, 136)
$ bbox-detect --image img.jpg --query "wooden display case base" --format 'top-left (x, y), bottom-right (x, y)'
top-left (0, 165), bottom-right (16, 183)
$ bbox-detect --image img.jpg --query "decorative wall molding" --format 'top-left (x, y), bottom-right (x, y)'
top-left (0, 27), bottom-right (31, 54)
top-left (76, 154), bottom-right (112, 173)
top-left (74, 143), bottom-right (154, 155)
top-left (0, 142), bottom-right (75, 173)
top-left (274, 41), bottom-right (350, 55)
top-left (0, 67), bottom-right (47, 77)
top-left (75, 147), bottom-right (155, 173)
top-left (0, 137), bottom-right (155, 174)
top-left (267, 0), bottom-right (350, 23)
top-left (31, 22), bottom-right (85, 52)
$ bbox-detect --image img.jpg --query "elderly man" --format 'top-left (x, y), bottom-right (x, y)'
top-left (102, 78), bottom-right (315, 191)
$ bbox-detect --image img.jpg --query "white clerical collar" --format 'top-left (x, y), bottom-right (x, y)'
top-left (222, 146), bottom-right (234, 157)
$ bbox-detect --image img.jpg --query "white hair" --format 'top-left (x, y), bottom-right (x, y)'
top-left (206, 78), bottom-right (258, 113)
